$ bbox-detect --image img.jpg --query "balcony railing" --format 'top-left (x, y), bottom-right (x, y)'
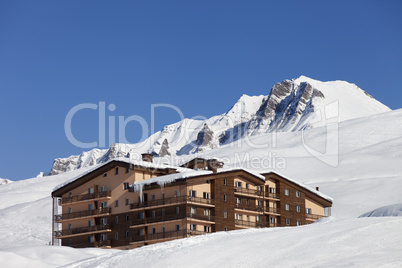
top-left (54, 224), bottom-right (111, 238)
top-left (235, 219), bottom-right (264, 228)
top-left (234, 187), bottom-right (264, 196)
top-left (131, 229), bottom-right (207, 243)
top-left (60, 191), bottom-right (111, 205)
top-left (131, 212), bottom-right (215, 226)
top-left (306, 213), bottom-right (325, 220)
top-left (265, 207), bottom-right (280, 214)
top-left (235, 203), bottom-right (264, 212)
top-left (264, 192), bottom-right (279, 199)
top-left (130, 195), bottom-right (214, 210)
top-left (68, 240), bottom-right (111, 248)
top-left (54, 207), bottom-right (111, 221)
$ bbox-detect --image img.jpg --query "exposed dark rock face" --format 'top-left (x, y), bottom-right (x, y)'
top-left (196, 124), bottom-right (214, 147)
top-left (159, 139), bottom-right (170, 157)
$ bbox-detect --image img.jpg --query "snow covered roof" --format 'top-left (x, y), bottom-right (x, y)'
top-left (131, 167), bottom-right (266, 193)
top-left (52, 157), bottom-right (194, 192)
top-left (262, 170), bottom-right (333, 203)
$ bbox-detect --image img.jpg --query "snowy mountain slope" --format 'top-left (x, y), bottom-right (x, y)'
top-left (0, 108), bottom-right (401, 267)
top-left (48, 76), bottom-right (391, 175)
top-left (359, 203), bottom-right (402, 217)
top-left (0, 178), bottom-right (12, 185)
top-left (64, 217), bottom-right (402, 268)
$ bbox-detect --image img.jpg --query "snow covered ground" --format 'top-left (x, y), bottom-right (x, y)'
top-left (0, 109), bottom-right (401, 267)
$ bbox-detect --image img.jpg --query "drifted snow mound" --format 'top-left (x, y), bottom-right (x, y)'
top-left (0, 178), bottom-right (12, 185)
top-left (359, 203), bottom-right (402, 217)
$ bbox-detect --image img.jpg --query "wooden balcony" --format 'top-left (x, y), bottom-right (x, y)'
top-left (54, 224), bottom-right (111, 238)
top-left (131, 212), bottom-right (215, 226)
top-left (70, 240), bottom-right (111, 248)
top-left (54, 207), bottom-right (111, 222)
top-left (235, 219), bottom-right (264, 228)
top-left (235, 203), bottom-right (264, 212)
top-left (131, 229), bottom-right (207, 243)
top-left (60, 191), bottom-right (111, 205)
top-left (130, 195), bottom-right (214, 210)
top-left (264, 192), bottom-right (279, 199)
top-left (265, 207), bottom-right (280, 214)
top-left (306, 213), bottom-right (325, 221)
top-left (234, 187), bottom-right (264, 197)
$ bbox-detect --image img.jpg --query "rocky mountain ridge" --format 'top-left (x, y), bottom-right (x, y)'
top-left (49, 76), bottom-right (390, 175)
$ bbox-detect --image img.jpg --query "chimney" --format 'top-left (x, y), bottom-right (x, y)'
top-left (141, 153), bottom-right (154, 163)
top-left (316, 187), bottom-right (319, 191)
top-left (207, 159), bottom-right (224, 174)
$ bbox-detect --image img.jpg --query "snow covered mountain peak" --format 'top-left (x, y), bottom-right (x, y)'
top-left (48, 76), bottom-right (391, 175)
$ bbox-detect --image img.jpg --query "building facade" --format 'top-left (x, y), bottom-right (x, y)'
top-left (51, 156), bottom-right (332, 249)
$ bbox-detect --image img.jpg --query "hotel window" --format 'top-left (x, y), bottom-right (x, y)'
top-left (258, 200), bottom-right (263, 207)
top-left (223, 178), bottom-right (227, 185)
top-left (270, 217), bottom-right (276, 224)
top-left (125, 167), bottom-right (129, 173)
top-left (162, 209), bottom-right (165, 216)
top-left (296, 205), bottom-right (301, 213)
top-left (223, 194), bottom-right (227, 202)
top-left (139, 229), bottom-right (144, 236)
top-left (224, 210), bottom-right (228, 218)
top-left (152, 210), bottom-right (156, 218)
top-left (115, 232), bottom-right (119, 240)
top-left (246, 215), bottom-right (250, 221)
top-left (69, 192), bottom-right (72, 198)
top-left (235, 181), bottom-right (242, 188)
top-left (115, 216), bottom-right (118, 224)
top-left (175, 190), bottom-right (180, 197)
top-left (286, 218), bottom-right (290, 226)
top-left (115, 200), bottom-right (119, 207)
top-left (256, 215), bottom-right (262, 222)
top-left (269, 187), bottom-right (275, 194)
top-left (68, 239), bottom-right (72, 246)
top-left (224, 227), bottom-right (228, 231)
top-left (101, 218), bottom-right (107, 225)
top-left (125, 231), bottom-right (129, 239)
top-left (246, 199), bottom-right (250, 205)
top-left (115, 167), bottom-right (119, 175)
top-left (204, 209), bottom-right (210, 216)
top-left (125, 198), bottom-right (129, 206)
top-left (190, 224), bottom-right (196, 231)
top-left (123, 182), bottom-right (129, 190)
top-left (162, 226), bottom-right (166, 233)
top-left (190, 207), bottom-right (196, 215)
top-left (236, 197), bottom-right (242, 204)
top-left (176, 207), bottom-right (180, 214)
top-left (236, 214), bottom-right (242, 220)
top-left (203, 192), bottom-right (209, 199)
top-left (68, 223), bottom-right (72, 230)
top-left (100, 201), bottom-right (107, 208)
top-left (306, 208), bottom-right (312, 214)
top-left (297, 220), bottom-right (302, 226)
top-left (162, 193), bottom-right (165, 199)
top-left (100, 185), bottom-right (107, 192)
top-left (285, 204), bottom-right (290, 211)
top-left (245, 183), bottom-right (249, 189)
top-left (89, 220), bottom-right (95, 226)
top-left (138, 212), bottom-right (144, 219)
top-left (88, 188), bottom-right (94, 194)
top-left (176, 224), bottom-right (180, 231)
top-left (189, 190), bottom-right (196, 197)
top-left (257, 185), bottom-right (262, 191)
top-left (125, 214), bottom-right (129, 222)
top-left (152, 228), bottom-right (156, 234)
top-left (68, 207), bottom-right (72, 214)
top-left (89, 236), bottom-right (94, 243)
top-left (204, 226), bottom-right (211, 233)
top-left (285, 189), bottom-right (289, 196)
top-left (152, 194), bottom-right (155, 201)
top-left (296, 190), bottom-right (300, 198)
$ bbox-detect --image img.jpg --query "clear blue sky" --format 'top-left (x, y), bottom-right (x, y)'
top-left (1, 1), bottom-right (401, 181)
